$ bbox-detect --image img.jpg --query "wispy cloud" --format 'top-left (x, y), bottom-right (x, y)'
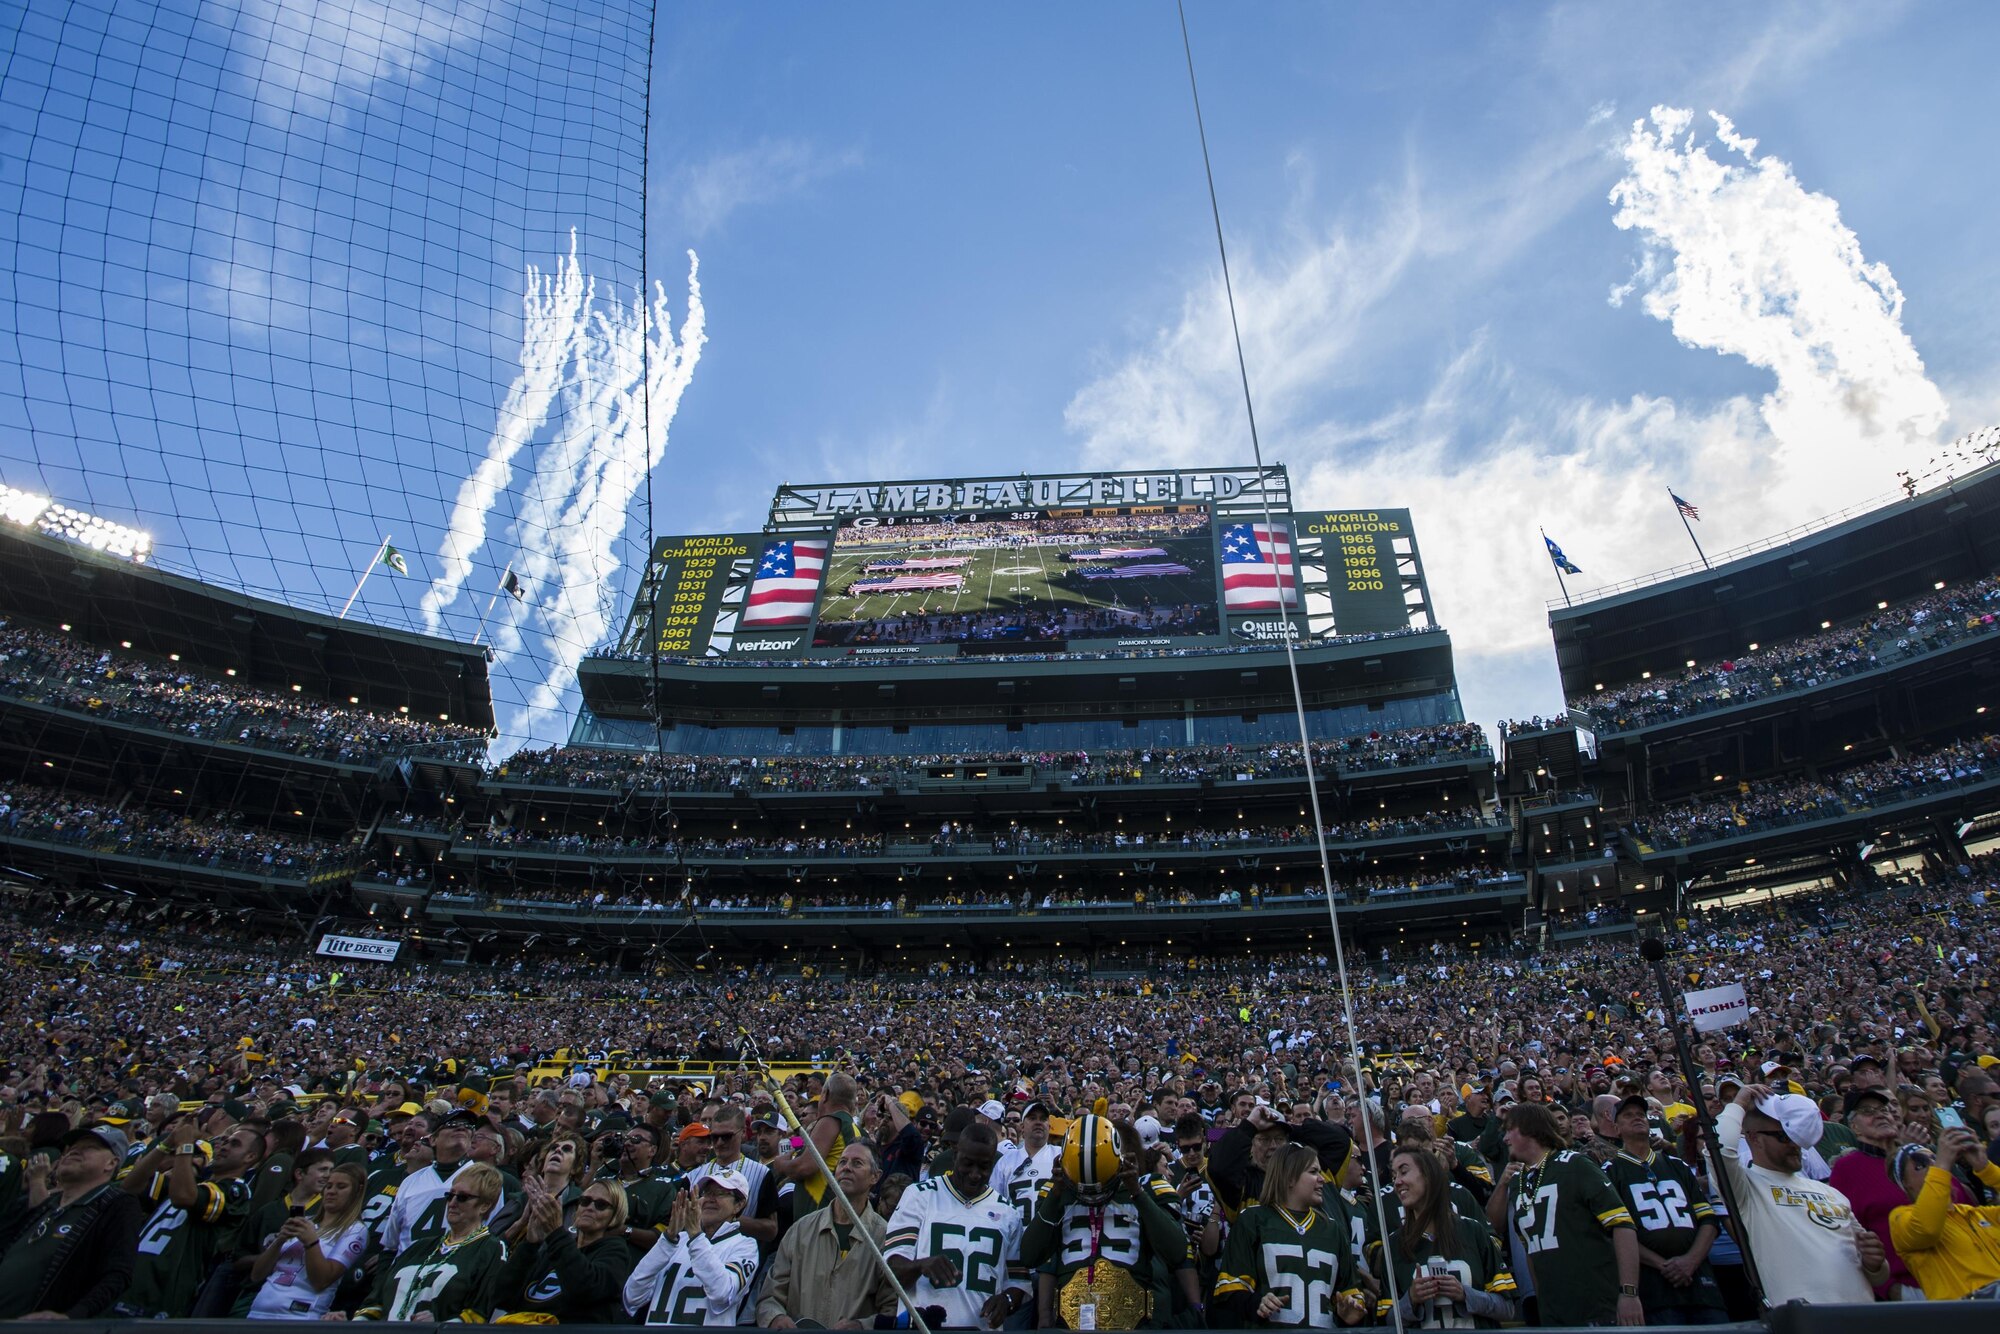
top-left (1066, 105), bottom-right (1950, 729)
top-left (669, 138), bottom-right (863, 238)
top-left (485, 253), bottom-right (707, 749)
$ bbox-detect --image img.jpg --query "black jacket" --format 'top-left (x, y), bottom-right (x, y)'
top-left (1210, 1118), bottom-right (1355, 1214)
top-left (0, 1184), bottom-right (147, 1317)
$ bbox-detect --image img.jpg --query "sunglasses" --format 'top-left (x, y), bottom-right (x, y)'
top-left (577, 1197), bottom-right (615, 1210)
top-left (1177, 1143), bottom-right (1206, 1155)
top-left (444, 1190), bottom-right (487, 1204)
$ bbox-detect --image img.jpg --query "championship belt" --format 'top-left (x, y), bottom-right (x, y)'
top-left (1056, 1263), bottom-right (1150, 1331)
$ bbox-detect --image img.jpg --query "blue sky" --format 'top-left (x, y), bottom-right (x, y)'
top-left (4, 1), bottom-right (1998, 748)
top-left (643, 0), bottom-right (2000, 730)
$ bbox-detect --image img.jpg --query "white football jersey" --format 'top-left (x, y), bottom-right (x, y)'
top-left (884, 1176), bottom-right (1027, 1330)
top-left (623, 1222), bottom-right (760, 1326)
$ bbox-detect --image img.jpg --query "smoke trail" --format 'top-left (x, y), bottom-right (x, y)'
top-left (489, 251), bottom-right (707, 747)
top-left (1608, 107), bottom-right (1948, 503)
top-left (421, 233), bottom-right (590, 632)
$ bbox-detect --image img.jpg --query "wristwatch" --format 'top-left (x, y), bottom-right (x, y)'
top-left (1619, 1284), bottom-right (1639, 1297)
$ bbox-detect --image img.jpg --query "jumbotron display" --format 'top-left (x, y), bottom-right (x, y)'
top-left (618, 467), bottom-right (1427, 658)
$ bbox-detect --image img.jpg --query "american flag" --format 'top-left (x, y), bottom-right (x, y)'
top-left (847, 573), bottom-right (965, 594)
top-left (1065, 546), bottom-right (1168, 561)
top-left (1672, 491), bottom-right (1701, 521)
top-left (1219, 522), bottom-right (1297, 610)
top-left (862, 557), bottom-right (971, 571)
top-left (1079, 562), bottom-right (1193, 580)
top-left (740, 539), bottom-right (827, 627)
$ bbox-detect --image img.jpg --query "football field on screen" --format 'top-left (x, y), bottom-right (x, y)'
top-left (814, 539), bottom-right (1220, 629)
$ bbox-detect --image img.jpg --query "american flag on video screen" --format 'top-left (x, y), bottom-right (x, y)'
top-left (740, 539), bottom-right (827, 627)
top-left (848, 573), bottom-right (965, 594)
top-left (1219, 522), bottom-right (1298, 610)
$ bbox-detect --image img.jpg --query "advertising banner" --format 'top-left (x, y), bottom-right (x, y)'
top-left (316, 934), bottom-right (401, 962)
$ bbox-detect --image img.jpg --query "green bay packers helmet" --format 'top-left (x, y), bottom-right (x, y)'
top-left (1062, 1113), bottom-right (1123, 1204)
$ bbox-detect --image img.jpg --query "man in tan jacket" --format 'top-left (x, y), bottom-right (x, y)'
top-left (759, 1141), bottom-right (900, 1329)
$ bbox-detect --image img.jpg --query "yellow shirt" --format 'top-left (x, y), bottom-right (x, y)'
top-left (1888, 1162), bottom-right (2000, 1301)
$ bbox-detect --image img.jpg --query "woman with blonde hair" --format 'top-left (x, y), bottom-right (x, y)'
top-left (338, 1162), bottom-right (508, 1321)
top-left (495, 1178), bottom-right (638, 1322)
top-left (1212, 1144), bottom-right (1369, 1326)
top-left (243, 1162), bottom-right (370, 1319)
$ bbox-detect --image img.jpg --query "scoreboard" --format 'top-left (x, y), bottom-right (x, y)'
top-left (1295, 509), bottom-right (1414, 635)
top-left (616, 471), bottom-right (1430, 660)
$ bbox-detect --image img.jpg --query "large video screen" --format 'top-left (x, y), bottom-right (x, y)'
top-left (811, 506), bottom-right (1220, 648)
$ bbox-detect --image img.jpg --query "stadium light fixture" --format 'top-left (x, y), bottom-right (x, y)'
top-left (1685, 659), bottom-right (1695, 667)
top-left (121, 640), bottom-right (131, 648)
top-left (1747, 642), bottom-right (1759, 651)
top-left (1641, 670), bottom-right (1652, 679)
top-left (1935, 581), bottom-right (1946, 590)
top-left (1878, 600), bottom-right (1888, 609)
top-left (1594, 682), bottom-right (1603, 690)
top-left (0, 484), bottom-right (153, 561)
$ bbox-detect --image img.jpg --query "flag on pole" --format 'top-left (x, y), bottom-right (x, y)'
top-left (502, 569), bottom-right (524, 600)
top-left (1671, 492), bottom-right (1701, 521)
top-left (1543, 535), bottom-right (1582, 575)
top-left (380, 544), bottom-right (409, 576)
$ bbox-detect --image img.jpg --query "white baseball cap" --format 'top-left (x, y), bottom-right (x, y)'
top-left (699, 1168), bottom-right (750, 1198)
top-left (1133, 1114), bottom-right (1164, 1149)
top-left (978, 1099), bottom-right (1006, 1121)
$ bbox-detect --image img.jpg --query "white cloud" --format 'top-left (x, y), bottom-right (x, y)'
top-left (1066, 106), bottom-right (1950, 729)
top-left (484, 253), bottom-right (708, 750)
top-left (1608, 106), bottom-right (1948, 511)
top-left (420, 236), bottom-right (592, 633)
top-left (670, 138), bottom-right (863, 238)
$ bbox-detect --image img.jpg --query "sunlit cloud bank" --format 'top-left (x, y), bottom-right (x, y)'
top-left (1067, 106), bottom-right (1950, 727)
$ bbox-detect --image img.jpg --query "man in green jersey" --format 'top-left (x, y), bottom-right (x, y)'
top-left (1493, 1102), bottom-right (1642, 1327)
top-left (1602, 1094), bottom-right (1726, 1324)
top-left (115, 1114), bottom-right (265, 1316)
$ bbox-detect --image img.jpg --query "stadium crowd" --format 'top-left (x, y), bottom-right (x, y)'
top-left (1574, 575), bottom-right (2000, 733)
top-left (0, 621), bottom-right (490, 764)
top-left (4, 866), bottom-right (1999, 1321)
top-left (0, 780), bottom-right (353, 878)
top-left (1627, 736), bottom-right (1997, 849)
top-left (456, 809), bottom-right (1499, 864)
top-left (488, 724), bottom-right (1488, 795)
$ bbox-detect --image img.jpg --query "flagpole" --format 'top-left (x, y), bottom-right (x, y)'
top-left (470, 559), bottom-right (514, 647)
top-left (1541, 526), bottom-right (1573, 608)
top-left (338, 535), bottom-right (391, 620)
top-left (1671, 487), bottom-right (1710, 570)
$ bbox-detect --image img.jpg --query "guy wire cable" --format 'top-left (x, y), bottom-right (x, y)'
top-left (733, 1028), bottom-right (936, 1334)
top-left (1174, 4), bottom-right (1407, 1327)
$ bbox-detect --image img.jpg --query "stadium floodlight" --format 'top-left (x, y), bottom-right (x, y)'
top-left (0, 483), bottom-right (152, 562)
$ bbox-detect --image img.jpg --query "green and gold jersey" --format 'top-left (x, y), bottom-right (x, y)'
top-left (1604, 1150), bottom-right (1725, 1314)
top-left (1505, 1149), bottom-right (1633, 1328)
top-left (616, 1167), bottom-right (682, 1231)
top-left (361, 1160), bottom-right (408, 1248)
top-left (1213, 1204), bottom-right (1362, 1328)
top-left (121, 1171), bottom-right (253, 1317)
top-left (1374, 1214), bottom-right (1516, 1329)
top-left (357, 1228), bottom-right (508, 1321)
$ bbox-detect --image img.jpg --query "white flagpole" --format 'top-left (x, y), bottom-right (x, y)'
top-left (338, 535), bottom-right (391, 620)
top-left (471, 559), bottom-right (515, 647)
